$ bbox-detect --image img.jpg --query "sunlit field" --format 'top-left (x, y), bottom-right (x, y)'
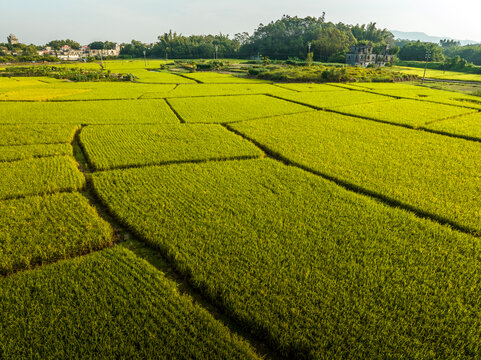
top-left (1, 68), bottom-right (481, 359)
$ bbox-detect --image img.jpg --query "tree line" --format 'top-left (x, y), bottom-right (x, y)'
top-left (2, 14), bottom-right (481, 66)
top-left (118, 15), bottom-right (398, 62)
top-left (394, 39), bottom-right (481, 70)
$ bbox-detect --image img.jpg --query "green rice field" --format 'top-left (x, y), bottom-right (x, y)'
top-left (80, 124), bottom-right (263, 170)
top-left (2, 68), bottom-right (481, 359)
top-left (393, 65), bottom-right (481, 82)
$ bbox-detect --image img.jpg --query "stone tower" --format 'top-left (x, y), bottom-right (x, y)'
top-left (7, 34), bottom-right (19, 45)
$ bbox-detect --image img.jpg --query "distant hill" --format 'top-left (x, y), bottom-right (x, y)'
top-left (390, 30), bottom-right (479, 46)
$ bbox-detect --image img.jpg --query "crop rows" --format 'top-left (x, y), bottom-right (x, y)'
top-left (0, 156), bottom-right (85, 200)
top-left (0, 246), bottom-right (259, 359)
top-left (57, 83), bottom-right (177, 100)
top-left (80, 124), bottom-right (263, 170)
top-left (274, 83), bottom-right (343, 92)
top-left (392, 65), bottom-right (481, 82)
top-left (0, 99), bottom-right (178, 124)
top-left (168, 94), bottom-right (313, 123)
top-left (274, 89), bottom-right (392, 109)
top-left (0, 77), bottom-right (48, 91)
top-left (101, 61), bottom-right (195, 84)
top-left (0, 124), bottom-right (79, 145)
top-left (132, 69), bottom-right (197, 83)
top-left (331, 98), bottom-right (476, 127)
top-left (142, 83), bottom-right (291, 99)
top-left (230, 111), bottom-right (481, 233)
top-left (0, 143), bottom-right (73, 162)
top-left (0, 192), bottom-right (113, 275)
top-left (0, 87), bottom-right (89, 101)
top-left (4, 67), bottom-right (481, 358)
top-left (424, 112), bottom-right (481, 140)
top-left (92, 159), bottom-right (481, 358)
top-left (338, 82), bottom-right (481, 110)
top-left (179, 72), bottom-right (269, 84)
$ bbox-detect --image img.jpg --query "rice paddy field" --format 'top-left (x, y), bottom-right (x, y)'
top-left (393, 65), bottom-right (481, 82)
top-left (2, 64), bottom-right (481, 359)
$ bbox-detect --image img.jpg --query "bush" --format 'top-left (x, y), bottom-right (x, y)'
top-left (0, 65), bottom-right (133, 82)
top-left (250, 64), bottom-right (417, 83)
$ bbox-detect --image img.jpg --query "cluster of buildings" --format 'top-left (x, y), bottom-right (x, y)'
top-left (4, 34), bottom-right (121, 60)
top-left (345, 43), bottom-right (393, 67)
top-left (37, 44), bottom-right (121, 61)
top-left (5, 33), bottom-right (392, 66)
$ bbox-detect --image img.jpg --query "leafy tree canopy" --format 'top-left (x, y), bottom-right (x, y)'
top-left (46, 39), bottom-right (80, 50)
top-left (89, 41), bottom-right (117, 50)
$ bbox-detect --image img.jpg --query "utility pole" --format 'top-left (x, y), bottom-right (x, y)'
top-left (143, 50), bottom-right (147, 67)
top-left (214, 45), bottom-right (218, 60)
top-left (307, 42), bottom-right (312, 66)
top-left (422, 50), bottom-right (431, 84)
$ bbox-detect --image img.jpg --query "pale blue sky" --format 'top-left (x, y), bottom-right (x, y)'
top-left (1, 0), bottom-right (481, 45)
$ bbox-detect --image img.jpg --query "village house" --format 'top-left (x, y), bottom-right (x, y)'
top-left (39, 43), bottom-right (121, 60)
top-left (3, 35), bottom-right (120, 60)
top-left (346, 43), bottom-right (393, 67)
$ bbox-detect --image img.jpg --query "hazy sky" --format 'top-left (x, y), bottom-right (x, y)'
top-left (1, 0), bottom-right (481, 45)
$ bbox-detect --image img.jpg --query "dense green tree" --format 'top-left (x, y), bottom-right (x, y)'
top-left (350, 23), bottom-right (394, 45)
top-left (3, 15), bottom-right (403, 64)
top-left (46, 39), bottom-right (80, 50)
top-left (238, 16), bottom-right (394, 62)
top-left (440, 39), bottom-right (460, 49)
top-left (123, 32), bottom-right (242, 59)
top-left (119, 40), bottom-right (148, 58)
top-left (89, 41), bottom-right (117, 50)
top-left (312, 24), bottom-right (356, 61)
top-left (89, 41), bottom-right (104, 50)
top-left (23, 44), bottom-right (38, 56)
top-left (398, 41), bottom-right (444, 61)
top-left (443, 44), bottom-right (481, 65)
top-left (238, 15), bottom-right (326, 59)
